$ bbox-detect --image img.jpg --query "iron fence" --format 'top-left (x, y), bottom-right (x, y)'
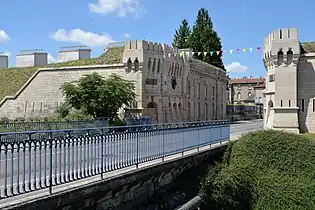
top-left (0, 120), bottom-right (230, 199)
top-left (0, 118), bottom-right (109, 141)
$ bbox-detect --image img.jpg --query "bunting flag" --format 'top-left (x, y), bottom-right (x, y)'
top-left (169, 46), bottom-right (262, 58)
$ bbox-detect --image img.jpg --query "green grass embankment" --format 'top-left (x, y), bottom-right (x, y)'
top-left (0, 47), bottom-right (124, 102)
top-left (201, 130), bottom-right (315, 210)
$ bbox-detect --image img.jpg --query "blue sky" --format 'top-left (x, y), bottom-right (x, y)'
top-left (0, 0), bottom-right (314, 78)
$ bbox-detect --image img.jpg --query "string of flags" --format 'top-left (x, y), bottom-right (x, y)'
top-left (167, 47), bottom-right (261, 57)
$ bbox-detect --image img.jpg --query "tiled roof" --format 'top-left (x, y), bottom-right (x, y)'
top-left (230, 77), bottom-right (265, 84)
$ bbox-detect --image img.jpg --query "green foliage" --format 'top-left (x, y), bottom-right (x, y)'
top-left (172, 19), bottom-right (191, 49)
top-left (301, 42), bottom-right (315, 53)
top-left (0, 47), bottom-right (124, 102)
top-left (201, 130), bottom-right (315, 210)
top-left (188, 8), bottom-right (224, 69)
top-left (61, 72), bottom-right (136, 121)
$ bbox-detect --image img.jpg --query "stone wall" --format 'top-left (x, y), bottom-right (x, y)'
top-left (5, 146), bottom-right (227, 210)
top-left (0, 64), bottom-right (143, 119)
top-left (298, 54), bottom-right (315, 133)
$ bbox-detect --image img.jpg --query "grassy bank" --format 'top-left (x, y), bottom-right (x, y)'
top-left (201, 130), bottom-right (315, 210)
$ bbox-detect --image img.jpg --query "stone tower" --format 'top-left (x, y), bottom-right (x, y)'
top-left (263, 28), bottom-right (300, 133)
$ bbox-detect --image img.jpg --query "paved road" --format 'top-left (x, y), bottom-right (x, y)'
top-left (0, 120), bottom-right (262, 198)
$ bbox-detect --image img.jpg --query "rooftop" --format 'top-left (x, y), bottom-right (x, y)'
top-left (0, 46), bottom-right (124, 102)
top-left (230, 77), bottom-right (265, 84)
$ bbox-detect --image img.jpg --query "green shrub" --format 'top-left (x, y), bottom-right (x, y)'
top-left (202, 130), bottom-right (315, 210)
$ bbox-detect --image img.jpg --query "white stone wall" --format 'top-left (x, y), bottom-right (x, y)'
top-left (123, 40), bottom-right (228, 123)
top-left (0, 40), bottom-right (228, 123)
top-left (58, 49), bottom-right (91, 62)
top-left (16, 53), bottom-right (48, 67)
top-left (297, 55), bottom-right (315, 133)
top-left (0, 65), bottom-right (143, 119)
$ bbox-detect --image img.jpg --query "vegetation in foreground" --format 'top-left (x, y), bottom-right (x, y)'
top-left (59, 72), bottom-right (136, 125)
top-left (201, 130), bottom-right (315, 210)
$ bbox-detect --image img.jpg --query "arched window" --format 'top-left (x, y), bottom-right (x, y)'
top-left (134, 57), bottom-right (139, 71)
top-left (157, 59), bottom-right (161, 73)
top-left (147, 102), bottom-right (157, 108)
top-left (268, 100), bottom-right (274, 108)
top-left (277, 49), bottom-right (284, 66)
top-left (148, 58), bottom-right (151, 72)
top-left (127, 58), bottom-right (132, 71)
top-left (205, 103), bottom-right (208, 120)
top-left (287, 49), bottom-right (293, 65)
top-left (152, 58), bottom-right (156, 73)
top-left (237, 92), bottom-right (241, 100)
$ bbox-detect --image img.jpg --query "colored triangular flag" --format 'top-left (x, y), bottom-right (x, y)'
top-left (192, 52), bottom-right (195, 55)
top-left (216, 51), bottom-right (220, 55)
top-left (236, 48), bottom-right (240, 53)
top-left (168, 53), bottom-right (171, 57)
top-left (249, 48), bottom-right (253, 52)
top-left (243, 48), bottom-right (247, 53)
top-left (229, 50), bottom-right (233, 54)
top-left (179, 52), bottom-right (184, 57)
top-left (210, 51), bottom-right (214, 56)
top-left (203, 52), bottom-right (207, 56)
top-left (257, 47), bottom-right (261, 52)
top-left (222, 50), bottom-right (226, 53)
top-left (198, 52), bottom-right (201, 56)
top-left (185, 52), bottom-right (190, 56)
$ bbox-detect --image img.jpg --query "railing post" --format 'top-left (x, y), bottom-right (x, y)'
top-left (162, 129), bottom-right (165, 162)
top-left (197, 125), bottom-right (200, 152)
top-left (49, 132), bottom-right (53, 195)
top-left (101, 135), bottom-right (104, 180)
top-left (136, 128), bottom-right (139, 169)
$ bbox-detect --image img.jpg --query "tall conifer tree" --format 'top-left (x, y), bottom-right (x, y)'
top-left (189, 8), bottom-right (225, 69)
top-left (172, 19), bottom-right (191, 49)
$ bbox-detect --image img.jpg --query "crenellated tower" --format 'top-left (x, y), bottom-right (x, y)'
top-left (263, 28), bottom-right (301, 133)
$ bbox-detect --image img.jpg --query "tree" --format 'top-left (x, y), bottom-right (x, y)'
top-left (172, 19), bottom-right (191, 49)
top-left (61, 73), bottom-right (136, 122)
top-left (188, 8), bottom-right (225, 69)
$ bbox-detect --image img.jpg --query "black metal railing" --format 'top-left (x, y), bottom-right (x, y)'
top-left (0, 120), bottom-right (230, 199)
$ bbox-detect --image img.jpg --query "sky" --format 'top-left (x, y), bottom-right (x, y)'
top-left (0, 0), bottom-right (315, 78)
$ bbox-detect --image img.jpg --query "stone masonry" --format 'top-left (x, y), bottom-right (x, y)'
top-left (3, 146), bottom-right (226, 210)
top-left (0, 40), bottom-right (228, 123)
top-left (263, 28), bottom-right (315, 133)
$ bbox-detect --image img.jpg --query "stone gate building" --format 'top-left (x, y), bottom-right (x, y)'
top-left (0, 40), bottom-right (228, 123)
top-left (263, 28), bottom-right (315, 133)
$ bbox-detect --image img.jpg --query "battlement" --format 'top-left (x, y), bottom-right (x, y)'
top-left (264, 28), bottom-right (298, 46)
top-left (124, 40), bottom-right (177, 53)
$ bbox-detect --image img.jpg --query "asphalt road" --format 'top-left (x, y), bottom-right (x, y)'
top-left (0, 120), bottom-right (262, 197)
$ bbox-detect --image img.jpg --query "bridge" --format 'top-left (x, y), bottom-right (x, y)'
top-left (0, 120), bottom-right (262, 209)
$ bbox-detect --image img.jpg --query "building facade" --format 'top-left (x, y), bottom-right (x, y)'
top-left (263, 28), bottom-right (315, 133)
top-left (0, 40), bottom-right (228, 123)
top-left (227, 77), bottom-right (265, 119)
top-left (0, 54), bottom-right (8, 68)
top-left (228, 77), bottom-right (265, 105)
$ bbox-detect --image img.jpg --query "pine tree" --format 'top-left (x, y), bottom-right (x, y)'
top-left (172, 19), bottom-right (191, 49)
top-left (189, 8), bottom-right (225, 69)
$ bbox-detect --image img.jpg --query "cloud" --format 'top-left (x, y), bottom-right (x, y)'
top-left (1, 52), bottom-right (10, 57)
top-left (226, 62), bottom-right (248, 73)
top-left (50, 29), bottom-right (114, 47)
top-left (0, 30), bottom-right (10, 42)
top-left (48, 54), bottom-right (57, 64)
top-left (89, 0), bottom-right (145, 18)
top-left (123, 32), bottom-right (131, 39)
